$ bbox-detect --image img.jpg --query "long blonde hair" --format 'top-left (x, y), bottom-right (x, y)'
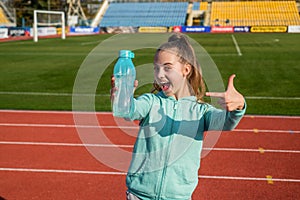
top-left (152, 33), bottom-right (206, 102)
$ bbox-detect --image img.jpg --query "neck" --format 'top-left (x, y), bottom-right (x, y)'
top-left (173, 82), bottom-right (193, 100)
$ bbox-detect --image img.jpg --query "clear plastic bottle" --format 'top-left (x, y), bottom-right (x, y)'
top-left (113, 50), bottom-right (136, 118)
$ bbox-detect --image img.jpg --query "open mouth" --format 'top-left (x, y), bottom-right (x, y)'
top-left (160, 82), bottom-right (171, 91)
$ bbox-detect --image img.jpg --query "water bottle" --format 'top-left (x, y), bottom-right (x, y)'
top-left (113, 50), bottom-right (136, 118)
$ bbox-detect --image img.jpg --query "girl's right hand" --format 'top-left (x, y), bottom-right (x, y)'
top-left (110, 75), bottom-right (117, 102)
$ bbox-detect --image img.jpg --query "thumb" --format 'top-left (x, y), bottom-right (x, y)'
top-left (227, 74), bottom-right (236, 91)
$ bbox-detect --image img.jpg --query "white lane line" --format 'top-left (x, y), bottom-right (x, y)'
top-left (234, 129), bottom-right (300, 134)
top-left (245, 96), bottom-right (300, 100)
top-left (199, 175), bottom-right (300, 183)
top-left (0, 52), bottom-right (90, 56)
top-left (1, 141), bottom-right (299, 154)
top-left (0, 123), bottom-right (299, 133)
top-left (0, 91), bottom-right (299, 100)
top-left (243, 115), bottom-right (300, 119)
top-left (203, 147), bottom-right (300, 154)
top-left (0, 168), bottom-right (126, 175)
top-left (0, 141), bottom-right (133, 148)
top-left (0, 167), bottom-right (299, 183)
top-left (0, 123), bottom-right (139, 129)
top-left (1, 110), bottom-right (299, 119)
top-left (231, 35), bottom-right (242, 56)
top-left (0, 109), bottom-right (112, 115)
top-left (0, 91), bottom-right (109, 97)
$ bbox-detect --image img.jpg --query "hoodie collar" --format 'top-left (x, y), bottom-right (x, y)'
top-left (157, 91), bottom-right (197, 102)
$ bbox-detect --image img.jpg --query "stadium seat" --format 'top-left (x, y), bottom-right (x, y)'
top-left (0, 7), bottom-right (9, 24)
top-left (210, 1), bottom-right (300, 26)
top-left (100, 2), bottom-right (188, 27)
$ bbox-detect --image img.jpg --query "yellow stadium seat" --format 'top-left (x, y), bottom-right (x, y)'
top-left (210, 0), bottom-right (300, 26)
top-left (0, 7), bottom-right (10, 24)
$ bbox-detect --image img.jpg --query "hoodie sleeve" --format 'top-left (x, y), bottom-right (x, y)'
top-left (126, 93), bottom-right (154, 121)
top-left (204, 101), bottom-right (246, 131)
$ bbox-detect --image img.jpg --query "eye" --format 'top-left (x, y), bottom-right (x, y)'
top-left (164, 65), bottom-right (172, 71)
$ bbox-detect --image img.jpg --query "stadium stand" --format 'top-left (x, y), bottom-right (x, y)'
top-left (210, 1), bottom-right (300, 26)
top-left (200, 1), bottom-right (208, 11)
top-left (0, 7), bottom-right (9, 25)
top-left (188, 1), bottom-right (207, 26)
top-left (192, 2), bottom-right (200, 11)
top-left (99, 2), bottom-right (188, 27)
top-left (192, 1), bottom-right (208, 11)
top-left (0, 1), bottom-right (15, 27)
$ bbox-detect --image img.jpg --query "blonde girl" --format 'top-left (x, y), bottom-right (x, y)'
top-left (111, 33), bottom-right (245, 200)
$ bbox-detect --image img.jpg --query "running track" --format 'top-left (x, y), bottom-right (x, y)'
top-left (0, 110), bottom-right (299, 200)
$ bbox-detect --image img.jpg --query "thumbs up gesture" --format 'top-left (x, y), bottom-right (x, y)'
top-left (206, 74), bottom-right (245, 111)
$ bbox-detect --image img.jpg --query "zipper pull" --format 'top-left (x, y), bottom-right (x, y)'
top-left (173, 102), bottom-right (178, 110)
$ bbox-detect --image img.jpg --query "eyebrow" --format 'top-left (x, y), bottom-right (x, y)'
top-left (154, 62), bottom-right (173, 67)
top-left (163, 62), bottom-right (173, 66)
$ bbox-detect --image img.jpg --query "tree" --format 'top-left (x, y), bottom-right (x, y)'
top-left (12, 0), bottom-right (65, 26)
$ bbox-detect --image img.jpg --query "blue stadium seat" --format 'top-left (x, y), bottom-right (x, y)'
top-left (100, 2), bottom-right (188, 27)
top-left (192, 2), bottom-right (200, 10)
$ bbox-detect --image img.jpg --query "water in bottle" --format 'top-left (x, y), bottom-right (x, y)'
top-left (113, 50), bottom-right (136, 117)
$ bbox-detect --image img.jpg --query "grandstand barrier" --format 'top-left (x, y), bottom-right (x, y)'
top-left (69, 26), bottom-right (100, 35)
top-left (31, 27), bottom-right (57, 37)
top-left (57, 27), bottom-right (69, 35)
top-left (288, 25), bottom-right (300, 33)
top-left (100, 26), bottom-right (137, 34)
top-left (234, 26), bottom-right (251, 33)
top-left (181, 26), bottom-right (211, 33)
top-left (0, 28), bottom-right (8, 38)
top-left (138, 27), bottom-right (168, 33)
top-left (1, 24), bottom-right (300, 42)
top-left (9, 27), bottom-right (30, 37)
top-left (211, 26), bottom-right (234, 33)
top-left (172, 26), bottom-right (181, 33)
top-left (250, 26), bottom-right (287, 33)
top-left (178, 25), bottom-right (300, 33)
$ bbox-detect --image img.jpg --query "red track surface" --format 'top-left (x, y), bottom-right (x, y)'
top-left (0, 110), bottom-right (299, 200)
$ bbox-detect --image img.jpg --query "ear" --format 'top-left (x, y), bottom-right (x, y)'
top-left (183, 63), bottom-right (192, 77)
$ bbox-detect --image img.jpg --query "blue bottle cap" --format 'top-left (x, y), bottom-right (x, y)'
top-left (119, 50), bottom-right (134, 58)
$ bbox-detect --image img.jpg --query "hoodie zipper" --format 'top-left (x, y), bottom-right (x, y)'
top-left (156, 100), bottom-right (178, 199)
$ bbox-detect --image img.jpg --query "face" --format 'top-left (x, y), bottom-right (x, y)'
top-left (154, 50), bottom-right (191, 99)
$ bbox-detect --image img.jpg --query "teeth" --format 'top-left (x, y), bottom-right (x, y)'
top-left (160, 82), bottom-right (168, 85)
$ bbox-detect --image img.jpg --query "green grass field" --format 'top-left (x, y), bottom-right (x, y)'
top-left (0, 33), bottom-right (299, 115)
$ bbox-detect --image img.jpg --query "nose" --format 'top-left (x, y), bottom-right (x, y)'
top-left (155, 66), bottom-right (165, 79)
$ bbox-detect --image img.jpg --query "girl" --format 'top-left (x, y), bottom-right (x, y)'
top-left (111, 33), bottom-right (246, 200)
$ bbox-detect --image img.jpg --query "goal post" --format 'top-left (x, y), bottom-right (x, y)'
top-left (33, 10), bottom-right (66, 42)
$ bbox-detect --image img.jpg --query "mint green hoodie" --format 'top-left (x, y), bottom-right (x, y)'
top-left (126, 91), bottom-right (246, 200)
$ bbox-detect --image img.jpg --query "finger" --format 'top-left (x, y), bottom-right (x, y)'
top-left (227, 74), bottom-right (236, 90)
top-left (134, 80), bottom-right (138, 88)
top-left (205, 92), bottom-right (225, 98)
top-left (110, 87), bottom-right (118, 101)
top-left (111, 75), bottom-right (115, 87)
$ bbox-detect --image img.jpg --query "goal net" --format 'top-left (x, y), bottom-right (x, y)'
top-left (33, 10), bottom-right (66, 42)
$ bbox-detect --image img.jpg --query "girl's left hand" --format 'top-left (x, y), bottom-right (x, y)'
top-left (205, 74), bottom-right (245, 111)
top-left (110, 75), bottom-right (138, 102)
